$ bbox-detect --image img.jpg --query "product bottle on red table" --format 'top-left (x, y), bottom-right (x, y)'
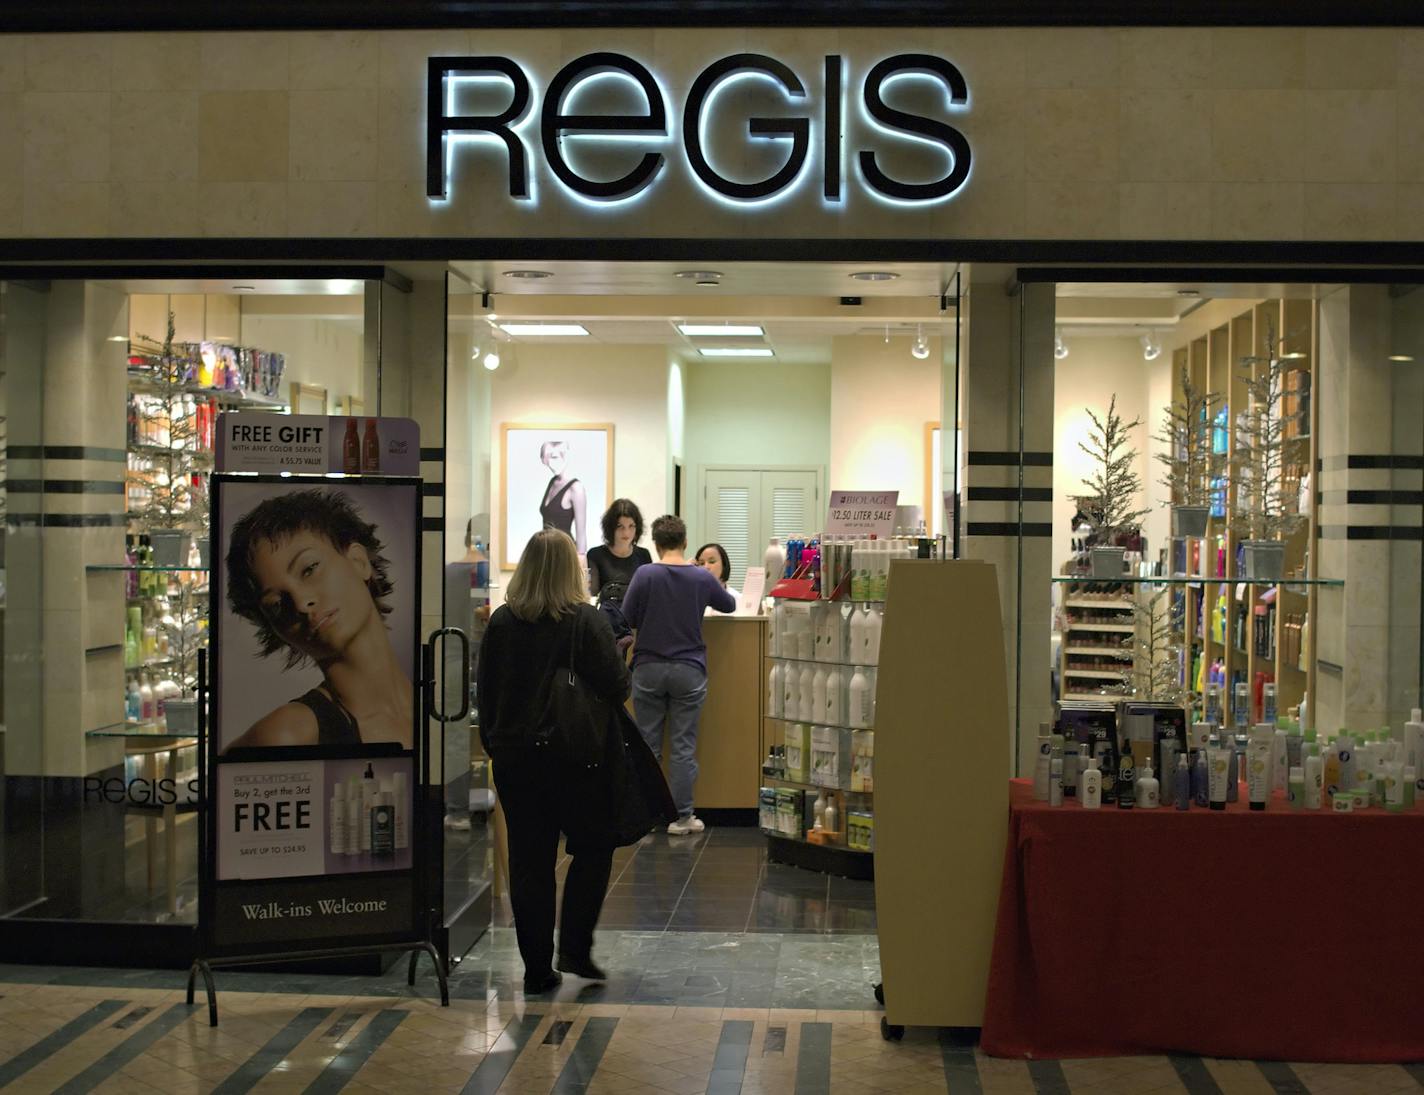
top-left (1116, 743), bottom-right (1135, 809)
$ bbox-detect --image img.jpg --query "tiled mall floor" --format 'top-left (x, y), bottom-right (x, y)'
top-left (2, 826), bottom-right (1421, 1093)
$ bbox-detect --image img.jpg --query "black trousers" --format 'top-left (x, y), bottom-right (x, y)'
top-left (493, 753), bottom-right (613, 977)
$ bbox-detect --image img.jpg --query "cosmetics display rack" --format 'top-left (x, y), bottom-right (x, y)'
top-left (1164, 298), bottom-right (1320, 727)
top-left (760, 598), bottom-right (882, 881)
top-left (1058, 582), bottom-right (1137, 702)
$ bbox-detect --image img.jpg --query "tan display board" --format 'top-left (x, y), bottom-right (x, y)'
top-left (874, 559), bottom-right (1009, 1029)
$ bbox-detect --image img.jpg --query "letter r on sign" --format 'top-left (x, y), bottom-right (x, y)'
top-left (428, 57), bottom-right (533, 200)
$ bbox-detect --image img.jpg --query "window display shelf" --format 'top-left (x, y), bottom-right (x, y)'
top-left (1061, 646), bottom-right (1132, 657)
top-left (1062, 668), bottom-right (1131, 680)
top-left (87, 722), bottom-right (202, 740)
top-left (1062, 691), bottom-right (1125, 702)
top-left (1063, 598), bottom-right (1134, 610)
top-left (1065, 622), bottom-right (1135, 633)
top-left (763, 830), bottom-right (872, 854)
top-left (127, 371), bottom-right (288, 409)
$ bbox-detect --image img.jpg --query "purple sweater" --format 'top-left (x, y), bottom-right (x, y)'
top-left (622, 562), bottom-right (737, 671)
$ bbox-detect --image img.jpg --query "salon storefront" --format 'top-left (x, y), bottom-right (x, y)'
top-left (1, 6), bottom-right (1422, 977)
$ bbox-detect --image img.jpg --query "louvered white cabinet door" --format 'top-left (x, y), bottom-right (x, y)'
top-left (762, 471), bottom-right (818, 550)
top-left (704, 470), bottom-right (757, 588)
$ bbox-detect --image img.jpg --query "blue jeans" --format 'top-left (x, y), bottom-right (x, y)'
top-left (631, 660), bottom-right (708, 820)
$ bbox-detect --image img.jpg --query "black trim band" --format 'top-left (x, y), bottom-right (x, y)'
top-left (1319, 525), bottom-right (1424, 540)
top-left (421, 517), bottom-right (444, 532)
top-left (1345, 490), bottom-right (1424, 505)
top-left (967, 521), bottom-right (1053, 537)
top-left (7, 513), bottom-right (128, 527)
top-left (6, 480), bottom-right (125, 495)
top-left (968, 486), bottom-right (1053, 502)
top-left (5, 240), bottom-right (1424, 267)
top-left (420, 482), bottom-right (445, 497)
top-left (419, 448), bottom-right (444, 462)
top-left (967, 451), bottom-right (1053, 467)
top-left (3, 2), bottom-right (1421, 33)
top-left (9, 446), bottom-right (126, 462)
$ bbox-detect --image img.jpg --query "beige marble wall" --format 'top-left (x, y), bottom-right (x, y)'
top-left (4, 27), bottom-right (1424, 241)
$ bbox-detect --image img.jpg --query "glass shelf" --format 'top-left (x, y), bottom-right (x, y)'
top-left (88, 564), bottom-right (210, 573)
top-left (767, 654), bottom-right (880, 670)
top-left (763, 773), bottom-right (873, 796)
top-left (87, 722), bottom-right (203, 740)
top-left (1053, 575), bottom-right (1342, 587)
top-left (766, 714), bottom-right (873, 734)
top-left (128, 371), bottom-right (288, 409)
top-left (763, 830), bottom-right (872, 854)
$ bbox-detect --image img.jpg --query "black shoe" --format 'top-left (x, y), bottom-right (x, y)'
top-left (522, 969), bottom-right (563, 994)
top-left (556, 953), bottom-right (608, 982)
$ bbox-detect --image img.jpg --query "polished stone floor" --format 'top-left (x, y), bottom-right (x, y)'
top-left (2, 826), bottom-right (1421, 1092)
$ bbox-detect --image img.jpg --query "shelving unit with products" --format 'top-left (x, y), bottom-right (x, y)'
top-left (1059, 582), bottom-right (1138, 701)
top-left (759, 597), bottom-right (883, 881)
top-left (114, 324), bottom-right (288, 734)
top-left (1164, 298), bottom-right (1321, 726)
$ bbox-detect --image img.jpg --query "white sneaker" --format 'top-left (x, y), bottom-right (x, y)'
top-left (667, 815), bottom-right (705, 835)
top-left (444, 814), bottom-right (471, 831)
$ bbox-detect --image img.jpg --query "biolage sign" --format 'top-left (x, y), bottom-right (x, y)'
top-left (427, 51), bottom-right (970, 205)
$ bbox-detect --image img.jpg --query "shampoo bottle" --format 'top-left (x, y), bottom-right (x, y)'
top-left (1049, 758), bottom-right (1063, 806)
top-left (812, 667), bottom-right (828, 721)
top-left (1288, 765), bottom-right (1305, 810)
top-left (768, 662), bottom-right (784, 718)
top-left (1405, 708), bottom-right (1424, 773)
top-left (1404, 765), bottom-right (1419, 809)
top-left (1193, 749), bottom-right (1210, 806)
top-left (1263, 681), bottom-right (1278, 725)
top-left (864, 604), bottom-right (883, 665)
top-left (783, 660), bottom-right (798, 718)
top-left (1063, 740), bottom-right (1081, 798)
top-left (1136, 765), bottom-right (1159, 809)
top-left (823, 796), bottom-right (837, 836)
top-left (849, 605), bottom-right (867, 663)
top-left (1081, 758), bottom-right (1102, 809)
top-left (848, 668), bottom-right (870, 730)
top-left (1174, 753), bottom-right (1191, 810)
top-left (812, 789), bottom-right (827, 831)
top-left (371, 787), bottom-right (395, 857)
top-left (798, 663), bottom-right (816, 722)
top-left (393, 771), bottom-right (408, 850)
top-left (361, 763), bottom-right (377, 853)
top-left (1272, 726), bottom-right (1290, 793)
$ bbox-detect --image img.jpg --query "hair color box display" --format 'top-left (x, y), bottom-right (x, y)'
top-left (810, 726), bottom-right (852, 790)
top-left (783, 722), bottom-right (811, 783)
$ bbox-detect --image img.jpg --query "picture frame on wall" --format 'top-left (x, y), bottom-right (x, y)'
top-left (290, 382), bottom-right (327, 416)
top-left (501, 422), bottom-right (614, 568)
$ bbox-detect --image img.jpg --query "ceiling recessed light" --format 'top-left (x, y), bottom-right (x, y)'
top-left (1176, 288), bottom-right (1200, 297)
top-left (502, 270), bottom-right (553, 280)
top-left (233, 285), bottom-right (256, 292)
top-left (106, 335), bottom-right (129, 342)
top-left (677, 323), bottom-right (764, 337)
top-left (675, 270), bottom-right (723, 281)
top-left (699, 347), bottom-right (774, 358)
top-left (849, 271), bottom-right (899, 282)
top-left (1388, 354), bottom-right (1415, 362)
top-left (496, 323), bottom-right (589, 337)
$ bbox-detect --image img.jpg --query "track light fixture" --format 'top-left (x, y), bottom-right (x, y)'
top-left (1054, 327), bottom-right (1069, 360)
top-left (1140, 330), bottom-right (1162, 362)
top-left (911, 325), bottom-right (930, 360)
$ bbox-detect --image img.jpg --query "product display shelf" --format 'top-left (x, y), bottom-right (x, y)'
top-left (761, 598), bottom-right (883, 872)
top-left (1173, 298), bottom-right (1320, 727)
top-left (1059, 582), bottom-right (1136, 700)
top-left (126, 369), bottom-right (289, 411)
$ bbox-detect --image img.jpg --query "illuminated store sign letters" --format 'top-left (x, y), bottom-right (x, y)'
top-left (427, 51), bottom-right (970, 206)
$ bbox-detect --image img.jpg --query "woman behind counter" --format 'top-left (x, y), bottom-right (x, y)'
top-left (476, 529), bottom-right (632, 993)
top-left (694, 542), bottom-right (740, 600)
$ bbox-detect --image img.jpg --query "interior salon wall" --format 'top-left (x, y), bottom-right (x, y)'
top-left (667, 360), bottom-right (685, 516)
top-left (682, 359), bottom-right (832, 545)
top-left (828, 335), bottom-right (941, 519)
top-left (489, 344), bottom-right (669, 572)
top-left (238, 314), bottom-right (364, 412)
top-left (1052, 336), bottom-right (1169, 569)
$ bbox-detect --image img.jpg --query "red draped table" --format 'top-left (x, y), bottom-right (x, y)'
top-left (981, 779), bottom-right (1424, 1062)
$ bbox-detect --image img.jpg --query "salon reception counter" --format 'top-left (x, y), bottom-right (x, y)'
top-left (645, 614), bottom-right (765, 817)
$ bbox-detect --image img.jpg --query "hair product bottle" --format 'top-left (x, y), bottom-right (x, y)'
top-left (864, 604), bottom-right (883, 665)
top-left (360, 764), bottom-right (378, 852)
top-left (1032, 726), bottom-right (1052, 801)
top-left (1116, 746), bottom-right (1135, 809)
top-left (371, 785), bottom-right (395, 857)
top-left (822, 795), bottom-right (837, 836)
top-left (342, 418), bottom-right (361, 475)
top-left (345, 776), bottom-right (362, 854)
top-left (1304, 748), bottom-right (1324, 809)
top-left (824, 666), bottom-right (843, 726)
top-left (798, 663), bottom-right (816, 722)
top-left (1174, 754), bottom-right (1191, 810)
top-left (393, 770), bottom-right (408, 850)
top-left (848, 668), bottom-right (871, 730)
top-left (1049, 758), bottom-right (1063, 806)
top-left (811, 667), bottom-right (829, 721)
top-left (1135, 765), bottom-right (1159, 808)
top-left (768, 662), bottom-right (784, 719)
top-left (1081, 758), bottom-right (1102, 809)
top-left (362, 418), bottom-right (381, 473)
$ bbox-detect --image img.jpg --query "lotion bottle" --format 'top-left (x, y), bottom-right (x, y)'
top-left (849, 607), bottom-right (867, 663)
top-left (864, 604), bottom-right (883, 665)
top-left (1174, 754), bottom-right (1191, 810)
top-left (1136, 765), bottom-right (1159, 808)
top-left (768, 662), bottom-right (784, 718)
top-left (798, 663), bottom-right (816, 722)
top-left (783, 661), bottom-right (798, 718)
top-left (1081, 758), bottom-right (1102, 809)
top-left (811, 666), bottom-right (828, 721)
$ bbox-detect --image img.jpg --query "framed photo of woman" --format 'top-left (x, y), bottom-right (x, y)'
top-left (500, 423), bottom-right (613, 568)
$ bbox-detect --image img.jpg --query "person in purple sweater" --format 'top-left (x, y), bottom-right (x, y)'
top-left (621, 514), bottom-right (736, 834)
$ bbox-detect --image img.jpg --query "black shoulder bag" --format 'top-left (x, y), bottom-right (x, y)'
top-left (536, 610), bottom-right (608, 770)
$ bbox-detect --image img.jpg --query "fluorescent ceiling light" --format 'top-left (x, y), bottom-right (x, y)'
top-left (496, 323), bottom-right (590, 337)
top-left (699, 347), bottom-right (774, 358)
top-left (502, 269), bottom-right (553, 279)
top-left (849, 271), bottom-right (899, 282)
top-left (677, 323), bottom-right (764, 337)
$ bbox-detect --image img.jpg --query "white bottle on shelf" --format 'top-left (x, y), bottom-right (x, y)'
top-left (849, 667), bottom-right (873, 729)
top-left (798, 663), bottom-right (816, 722)
top-left (824, 667), bottom-right (844, 726)
top-left (823, 796), bottom-right (838, 836)
top-left (768, 662), bottom-right (784, 718)
top-left (864, 604), bottom-right (883, 666)
top-left (812, 789), bottom-right (827, 831)
top-left (825, 603), bottom-right (845, 662)
top-left (764, 537), bottom-right (786, 583)
top-left (139, 674), bottom-right (155, 724)
top-left (330, 783), bottom-right (348, 855)
top-left (812, 666), bottom-right (829, 719)
top-left (782, 660), bottom-right (798, 718)
top-left (848, 605), bottom-right (867, 664)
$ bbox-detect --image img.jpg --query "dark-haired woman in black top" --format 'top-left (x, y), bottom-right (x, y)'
top-left (586, 498), bottom-right (651, 608)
